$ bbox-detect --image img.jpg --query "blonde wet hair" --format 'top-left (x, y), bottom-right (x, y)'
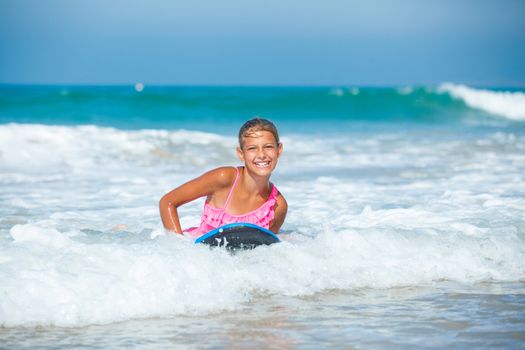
top-left (238, 117), bottom-right (280, 149)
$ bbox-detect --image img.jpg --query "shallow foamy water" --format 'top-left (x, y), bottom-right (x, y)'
top-left (2, 284), bottom-right (524, 349)
top-left (1, 120), bottom-right (525, 348)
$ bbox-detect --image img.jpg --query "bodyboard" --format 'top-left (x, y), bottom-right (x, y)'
top-left (195, 223), bottom-right (280, 250)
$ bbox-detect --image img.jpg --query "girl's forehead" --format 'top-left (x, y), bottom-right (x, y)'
top-left (243, 130), bottom-right (277, 143)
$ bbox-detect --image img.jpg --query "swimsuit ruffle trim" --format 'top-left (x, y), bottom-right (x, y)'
top-left (198, 185), bottom-right (278, 233)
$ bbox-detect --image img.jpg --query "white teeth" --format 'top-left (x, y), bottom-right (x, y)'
top-left (255, 161), bottom-right (270, 167)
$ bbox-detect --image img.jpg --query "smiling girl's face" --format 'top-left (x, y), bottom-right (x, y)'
top-left (237, 130), bottom-right (282, 177)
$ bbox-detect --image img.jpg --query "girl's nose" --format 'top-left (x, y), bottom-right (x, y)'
top-left (256, 147), bottom-right (267, 158)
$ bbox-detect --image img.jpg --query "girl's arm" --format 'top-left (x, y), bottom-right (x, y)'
top-left (270, 193), bottom-right (288, 234)
top-left (159, 167), bottom-right (234, 234)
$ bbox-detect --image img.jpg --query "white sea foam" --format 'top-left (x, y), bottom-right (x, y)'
top-left (328, 87), bottom-right (360, 96)
top-left (397, 86), bottom-right (414, 95)
top-left (0, 219), bottom-right (522, 327)
top-left (438, 83), bottom-right (525, 121)
top-left (329, 88), bottom-right (345, 96)
top-left (0, 123), bottom-right (235, 174)
top-left (349, 87), bottom-right (360, 95)
top-left (1, 123), bottom-right (524, 327)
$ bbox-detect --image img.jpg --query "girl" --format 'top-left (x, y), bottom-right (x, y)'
top-left (159, 117), bottom-right (287, 236)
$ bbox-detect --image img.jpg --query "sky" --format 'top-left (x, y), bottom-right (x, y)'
top-left (0, 0), bottom-right (524, 86)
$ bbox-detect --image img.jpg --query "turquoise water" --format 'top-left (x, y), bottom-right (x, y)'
top-left (2, 84), bottom-right (521, 132)
top-left (1, 84), bottom-right (524, 349)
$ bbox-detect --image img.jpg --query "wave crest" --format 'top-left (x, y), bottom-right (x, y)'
top-left (1, 222), bottom-right (523, 327)
top-left (0, 124), bottom-right (237, 173)
top-left (438, 83), bottom-right (525, 121)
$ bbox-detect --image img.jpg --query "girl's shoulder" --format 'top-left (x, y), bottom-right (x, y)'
top-left (275, 190), bottom-right (288, 209)
top-left (202, 166), bottom-right (239, 188)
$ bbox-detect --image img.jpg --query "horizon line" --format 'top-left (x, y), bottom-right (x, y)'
top-left (1, 82), bottom-right (525, 89)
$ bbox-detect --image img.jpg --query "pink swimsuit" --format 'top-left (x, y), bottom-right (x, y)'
top-left (185, 167), bottom-right (279, 237)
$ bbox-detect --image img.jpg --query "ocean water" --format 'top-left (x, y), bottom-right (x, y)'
top-left (1, 83), bottom-right (524, 349)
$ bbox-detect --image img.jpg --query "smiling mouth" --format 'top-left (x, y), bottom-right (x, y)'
top-left (255, 161), bottom-right (270, 168)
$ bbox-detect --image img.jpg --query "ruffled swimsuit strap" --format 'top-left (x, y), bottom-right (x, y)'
top-left (219, 167), bottom-right (240, 218)
top-left (269, 182), bottom-right (278, 200)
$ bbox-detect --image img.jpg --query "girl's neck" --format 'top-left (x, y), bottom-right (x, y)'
top-left (240, 166), bottom-right (271, 195)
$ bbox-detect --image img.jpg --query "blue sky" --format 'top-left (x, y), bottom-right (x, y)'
top-left (0, 0), bottom-right (524, 86)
